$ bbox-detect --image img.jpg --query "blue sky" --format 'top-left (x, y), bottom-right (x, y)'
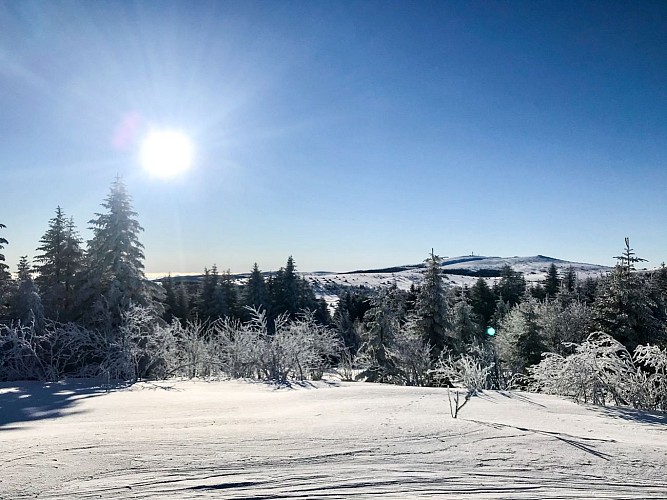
top-left (1, 1), bottom-right (665, 274)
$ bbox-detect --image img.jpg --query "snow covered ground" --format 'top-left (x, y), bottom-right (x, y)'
top-left (2, 378), bottom-right (665, 499)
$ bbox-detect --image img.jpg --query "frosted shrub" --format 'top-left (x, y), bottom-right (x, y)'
top-left (632, 344), bottom-right (667, 411)
top-left (214, 313), bottom-right (264, 379)
top-left (257, 311), bottom-right (341, 382)
top-left (95, 305), bottom-right (176, 383)
top-left (211, 308), bottom-right (341, 383)
top-left (169, 319), bottom-right (216, 378)
top-left (528, 332), bottom-right (667, 409)
top-left (432, 351), bottom-right (492, 394)
top-left (391, 324), bottom-right (433, 386)
top-left (0, 323), bottom-right (42, 381)
top-left (0, 321), bottom-right (98, 382)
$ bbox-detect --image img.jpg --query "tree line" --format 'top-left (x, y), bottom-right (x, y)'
top-left (1, 180), bottom-right (666, 413)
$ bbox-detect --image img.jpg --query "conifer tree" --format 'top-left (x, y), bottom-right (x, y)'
top-left (563, 266), bottom-right (577, 293)
top-left (415, 250), bottom-right (451, 358)
top-left (357, 287), bottom-right (401, 382)
top-left (494, 265), bottom-right (526, 307)
top-left (593, 239), bottom-right (664, 349)
top-left (80, 177), bottom-right (158, 326)
top-left (244, 262), bottom-right (268, 313)
top-left (449, 293), bottom-right (481, 346)
top-left (0, 223), bottom-right (11, 317)
top-left (195, 265), bottom-right (227, 321)
top-left (0, 223), bottom-right (9, 281)
top-left (34, 207), bottom-right (84, 321)
top-left (543, 263), bottom-right (560, 299)
top-left (11, 256), bottom-right (45, 330)
top-left (470, 277), bottom-right (496, 328)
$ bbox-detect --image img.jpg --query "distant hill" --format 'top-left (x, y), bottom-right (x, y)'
top-left (302, 255), bottom-right (611, 310)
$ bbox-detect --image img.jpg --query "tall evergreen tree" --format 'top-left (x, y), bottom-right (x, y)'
top-left (543, 263), bottom-right (560, 299)
top-left (449, 293), bottom-right (481, 346)
top-left (0, 223), bottom-right (11, 317)
top-left (470, 277), bottom-right (496, 328)
top-left (80, 177), bottom-right (158, 326)
top-left (563, 266), bottom-right (577, 293)
top-left (0, 223), bottom-right (9, 281)
top-left (494, 265), bottom-right (526, 307)
top-left (593, 239), bottom-right (664, 349)
top-left (195, 265), bottom-right (227, 321)
top-left (11, 256), bottom-right (45, 330)
top-left (357, 287), bottom-right (401, 382)
top-left (415, 250), bottom-right (451, 357)
top-left (244, 262), bottom-right (269, 313)
top-left (34, 207), bottom-right (84, 321)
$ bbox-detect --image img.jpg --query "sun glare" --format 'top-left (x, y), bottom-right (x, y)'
top-left (140, 130), bottom-right (194, 178)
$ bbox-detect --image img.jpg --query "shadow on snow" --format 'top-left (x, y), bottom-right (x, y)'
top-left (0, 378), bottom-right (128, 431)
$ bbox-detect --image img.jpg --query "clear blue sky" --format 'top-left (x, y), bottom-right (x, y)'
top-left (1, 1), bottom-right (665, 274)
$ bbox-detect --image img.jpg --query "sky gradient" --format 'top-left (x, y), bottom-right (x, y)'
top-left (1, 1), bottom-right (666, 274)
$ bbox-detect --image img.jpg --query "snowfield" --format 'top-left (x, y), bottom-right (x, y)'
top-left (2, 379), bottom-right (666, 499)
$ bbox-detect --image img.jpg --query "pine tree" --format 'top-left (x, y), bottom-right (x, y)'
top-left (357, 287), bottom-right (401, 383)
top-left (415, 250), bottom-right (451, 358)
top-left (494, 265), bottom-right (526, 307)
top-left (563, 266), bottom-right (577, 293)
top-left (593, 239), bottom-right (664, 349)
top-left (34, 207), bottom-right (84, 321)
top-left (11, 256), bottom-right (45, 330)
top-left (543, 263), bottom-right (560, 299)
top-left (449, 293), bottom-right (481, 346)
top-left (497, 298), bottom-right (546, 374)
top-left (244, 262), bottom-right (269, 313)
top-left (470, 277), bottom-right (496, 328)
top-left (195, 265), bottom-right (227, 321)
top-left (0, 223), bottom-right (9, 281)
top-left (80, 177), bottom-right (158, 326)
top-left (0, 223), bottom-right (11, 317)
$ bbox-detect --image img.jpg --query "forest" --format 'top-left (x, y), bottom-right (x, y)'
top-left (1, 179), bottom-right (666, 414)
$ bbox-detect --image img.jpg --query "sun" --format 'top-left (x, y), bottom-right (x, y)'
top-left (140, 130), bottom-right (194, 178)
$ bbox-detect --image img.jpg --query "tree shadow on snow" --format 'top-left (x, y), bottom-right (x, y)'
top-left (0, 378), bottom-right (127, 431)
top-left (591, 405), bottom-right (667, 427)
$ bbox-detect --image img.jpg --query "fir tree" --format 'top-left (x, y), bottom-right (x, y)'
top-left (449, 293), bottom-right (481, 346)
top-left (80, 177), bottom-right (158, 326)
top-left (415, 250), bottom-right (451, 358)
top-left (11, 256), bottom-right (45, 331)
top-left (244, 262), bottom-right (269, 313)
top-left (195, 265), bottom-right (227, 321)
top-left (0, 223), bottom-right (11, 317)
top-left (0, 223), bottom-right (9, 281)
top-left (593, 239), bottom-right (664, 349)
top-left (543, 263), bottom-right (560, 299)
top-left (563, 266), bottom-right (577, 293)
top-left (470, 277), bottom-right (496, 328)
top-left (34, 207), bottom-right (84, 321)
top-left (494, 265), bottom-right (526, 307)
top-left (357, 287), bottom-right (401, 383)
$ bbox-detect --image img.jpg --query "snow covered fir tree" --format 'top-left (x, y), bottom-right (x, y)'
top-left (0, 187), bottom-right (666, 413)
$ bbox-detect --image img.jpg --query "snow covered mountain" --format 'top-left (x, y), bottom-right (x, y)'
top-left (303, 255), bottom-right (611, 309)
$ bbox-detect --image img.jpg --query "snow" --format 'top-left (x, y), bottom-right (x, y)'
top-left (305, 255), bottom-right (611, 310)
top-left (2, 378), bottom-right (666, 498)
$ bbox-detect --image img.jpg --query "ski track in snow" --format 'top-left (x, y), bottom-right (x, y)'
top-left (1, 380), bottom-right (666, 499)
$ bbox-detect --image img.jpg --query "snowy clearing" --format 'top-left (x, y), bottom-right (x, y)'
top-left (1, 379), bottom-right (666, 499)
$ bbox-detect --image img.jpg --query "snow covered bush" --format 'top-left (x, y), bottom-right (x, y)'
top-left (0, 321), bottom-right (99, 382)
top-left (390, 324), bottom-right (434, 386)
top-left (91, 304), bottom-right (177, 383)
top-left (431, 351), bottom-right (492, 394)
top-left (211, 308), bottom-right (341, 383)
top-left (529, 332), bottom-right (667, 411)
top-left (632, 344), bottom-right (667, 412)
